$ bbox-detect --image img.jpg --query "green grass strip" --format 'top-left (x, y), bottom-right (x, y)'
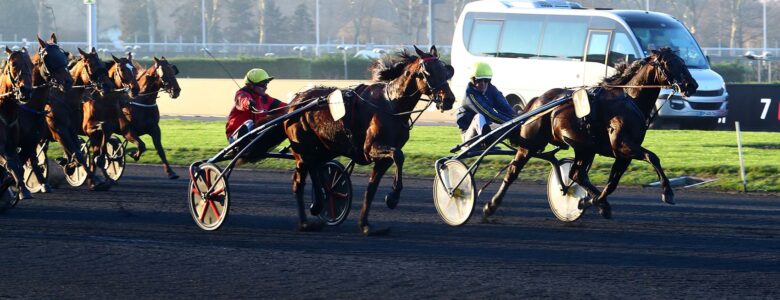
top-left (45, 119), bottom-right (780, 193)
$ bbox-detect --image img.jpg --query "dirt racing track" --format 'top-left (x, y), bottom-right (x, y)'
top-left (1, 163), bottom-right (778, 298)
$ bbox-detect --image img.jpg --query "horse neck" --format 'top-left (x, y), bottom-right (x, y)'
top-left (71, 61), bottom-right (89, 86)
top-left (625, 66), bottom-right (662, 118)
top-left (385, 71), bottom-right (422, 115)
top-left (0, 64), bottom-right (11, 95)
top-left (135, 69), bottom-right (160, 104)
top-left (27, 55), bottom-right (50, 109)
top-left (108, 65), bottom-right (123, 89)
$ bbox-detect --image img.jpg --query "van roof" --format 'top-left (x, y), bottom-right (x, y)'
top-left (493, 0), bottom-right (583, 9)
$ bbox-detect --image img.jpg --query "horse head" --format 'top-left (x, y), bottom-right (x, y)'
top-left (152, 56), bottom-right (181, 99)
top-left (110, 53), bottom-right (140, 98)
top-left (76, 47), bottom-right (113, 97)
top-left (413, 45), bottom-right (455, 111)
top-left (2, 46), bottom-right (33, 104)
top-left (648, 47), bottom-right (698, 97)
top-left (36, 33), bottom-right (73, 91)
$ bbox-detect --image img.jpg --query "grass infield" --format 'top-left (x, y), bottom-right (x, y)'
top-left (46, 119), bottom-right (780, 193)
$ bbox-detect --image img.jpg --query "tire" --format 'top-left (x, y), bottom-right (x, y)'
top-left (23, 140), bottom-right (49, 193)
top-left (188, 163), bottom-right (230, 231)
top-left (433, 159), bottom-right (475, 226)
top-left (104, 136), bottom-right (126, 182)
top-left (547, 158), bottom-right (586, 223)
top-left (312, 161), bottom-right (352, 226)
top-left (64, 137), bottom-right (89, 187)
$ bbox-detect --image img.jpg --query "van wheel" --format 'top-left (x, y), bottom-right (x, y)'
top-left (506, 94), bottom-right (525, 113)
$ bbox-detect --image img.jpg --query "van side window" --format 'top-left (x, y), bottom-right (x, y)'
top-left (498, 16), bottom-right (544, 58)
top-left (608, 31), bottom-right (641, 67)
top-left (539, 15), bottom-right (588, 60)
top-left (468, 20), bottom-right (503, 56)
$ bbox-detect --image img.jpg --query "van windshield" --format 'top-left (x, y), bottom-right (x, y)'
top-left (627, 19), bottom-right (708, 69)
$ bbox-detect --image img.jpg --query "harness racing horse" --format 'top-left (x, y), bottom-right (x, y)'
top-left (284, 46), bottom-right (455, 235)
top-left (0, 47), bottom-right (34, 200)
top-left (58, 47), bottom-right (115, 190)
top-left (18, 34), bottom-right (75, 192)
top-left (483, 48), bottom-right (698, 220)
top-left (78, 52), bottom-right (141, 184)
top-left (120, 56), bottom-right (181, 179)
top-left (103, 53), bottom-right (146, 164)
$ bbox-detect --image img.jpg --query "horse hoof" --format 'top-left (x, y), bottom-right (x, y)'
top-left (385, 193), bottom-right (399, 209)
top-left (361, 225), bottom-right (390, 236)
top-left (40, 183), bottom-right (52, 193)
top-left (297, 220), bottom-right (325, 232)
top-left (128, 150), bottom-right (141, 162)
top-left (168, 173), bottom-right (180, 180)
top-left (598, 202), bottom-right (612, 219)
top-left (578, 196), bottom-right (593, 210)
top-left (662, 193), bottom-right (675, 205)
top-left (482, 203), bottom-right (494, 218)
top-left (309, 201), bottom-right (323, 216)
top-left (20, 189), bottom-right (33, 200)
top-left (89, 182), bottom-right (111, 192)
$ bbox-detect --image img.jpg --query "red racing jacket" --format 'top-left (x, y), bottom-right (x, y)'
top-left (225, 87), bottom-right (288, 136)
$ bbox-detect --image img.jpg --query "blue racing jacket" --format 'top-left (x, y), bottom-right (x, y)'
top-left (456, 83), bottom-right (516, 130)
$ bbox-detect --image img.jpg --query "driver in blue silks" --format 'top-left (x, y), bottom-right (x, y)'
top-left (456, 62), bottom-right (516, 145)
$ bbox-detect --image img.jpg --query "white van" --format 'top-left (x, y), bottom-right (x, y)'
top-left (451, 0), bottom-right (728, 129)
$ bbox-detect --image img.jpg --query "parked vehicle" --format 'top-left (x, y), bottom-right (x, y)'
top-left (451, 0), bottom-right (728, 129)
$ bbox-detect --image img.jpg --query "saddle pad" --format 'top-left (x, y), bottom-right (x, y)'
top-left (572, 88), bottom-right (591, 118)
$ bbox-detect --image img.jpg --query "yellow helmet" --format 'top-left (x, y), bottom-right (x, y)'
top-left (471, 62), bottom-right (493, 80)
top-left (244, 68), bottom-right (273, 85)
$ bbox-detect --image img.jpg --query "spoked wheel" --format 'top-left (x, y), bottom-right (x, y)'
top-left (104, 136), bottom-right (126, 182)
top-left (433, 159), bottom-right (476, 226)
top-left (23, 140), bottom-right (49, 193)
top-left (312, 161), bottom-right (352, 226)
top-left (188, 163), bottom-right (230, 231)
top-left (0, 168), bottom-right (18, 212)
top-left (547, 158), bottom-right (586, 222)
top-left (64, 137), bottom-right (89, 187)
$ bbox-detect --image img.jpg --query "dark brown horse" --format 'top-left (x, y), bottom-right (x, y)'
top-left (18, 34), bottom-right (75, 192)
top-left (284, 46), bottom-right (455, 235)
top-left (0, 47), bottom-right (34, 199)
top-left (119, 56), bottom-right (181, 179)
top-left (103, 53), bottom-right (146, 162)
top-left (483, 48), bottom-right (698, 220)
top-left (56, 47), bottom-right (115, 190)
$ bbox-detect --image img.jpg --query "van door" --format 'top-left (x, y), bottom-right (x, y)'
top-left (583, 30), bottom-right (612, 86)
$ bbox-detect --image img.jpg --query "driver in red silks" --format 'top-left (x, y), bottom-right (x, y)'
top-left (226, 68), bottom-right (287, 143)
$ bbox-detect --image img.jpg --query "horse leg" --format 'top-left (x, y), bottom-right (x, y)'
top-left (150, 125), bottom-right (178, 179)
top-left (385, 149), bottom-right (404, 209)
top-left (359, 157), bottom-right (394, 236)
top-left (0, 149), bottom-right (32, 200)
top-left (483, 147), bottom-right (531, 221)
top-left (591, 158), bottom-right (632, 219)
top-left (569, 149), bottom-right (604, 213)
top-left (636, 146), bottom-right (674, 205)
top-left (121, 122), bottom-right (146, 162)
top-left (292, 158), bottom-right (323, 232)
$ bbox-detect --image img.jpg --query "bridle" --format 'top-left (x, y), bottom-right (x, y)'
top-left (137, 63), bottom-right (178, 97)
top-left (35, 45), bottom-right (69, 91)
top-left (0, 55), bottom-right (31, 103)
top-left (72, 58), bottom-right (110, 96)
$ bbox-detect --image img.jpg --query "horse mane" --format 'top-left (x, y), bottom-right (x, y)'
top-left (602, 58), bottom-right (647, 86)
top-left (369, 49), bottom-right (418, 82)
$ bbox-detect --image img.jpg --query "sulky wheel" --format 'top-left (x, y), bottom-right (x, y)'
top-left (433, 159), bottom-right (475, 226)
top-left (188, 163), bottom-right (230, 231)
top-left (312, 161), bottom-right (352, 226)
top-left (64, 137), bottom-right (89, 187)
top-left (23, 140), bottom-right (49, 193)
top-left (104, 136), bottom-right (126, 182)
top-left (547, 158), bottom-right (586, 222)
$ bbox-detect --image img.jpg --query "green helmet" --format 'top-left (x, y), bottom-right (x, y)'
top-left (244, 68), bottom-right (273, 85)
top-left (471, 62), bottom-right (493, 80)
